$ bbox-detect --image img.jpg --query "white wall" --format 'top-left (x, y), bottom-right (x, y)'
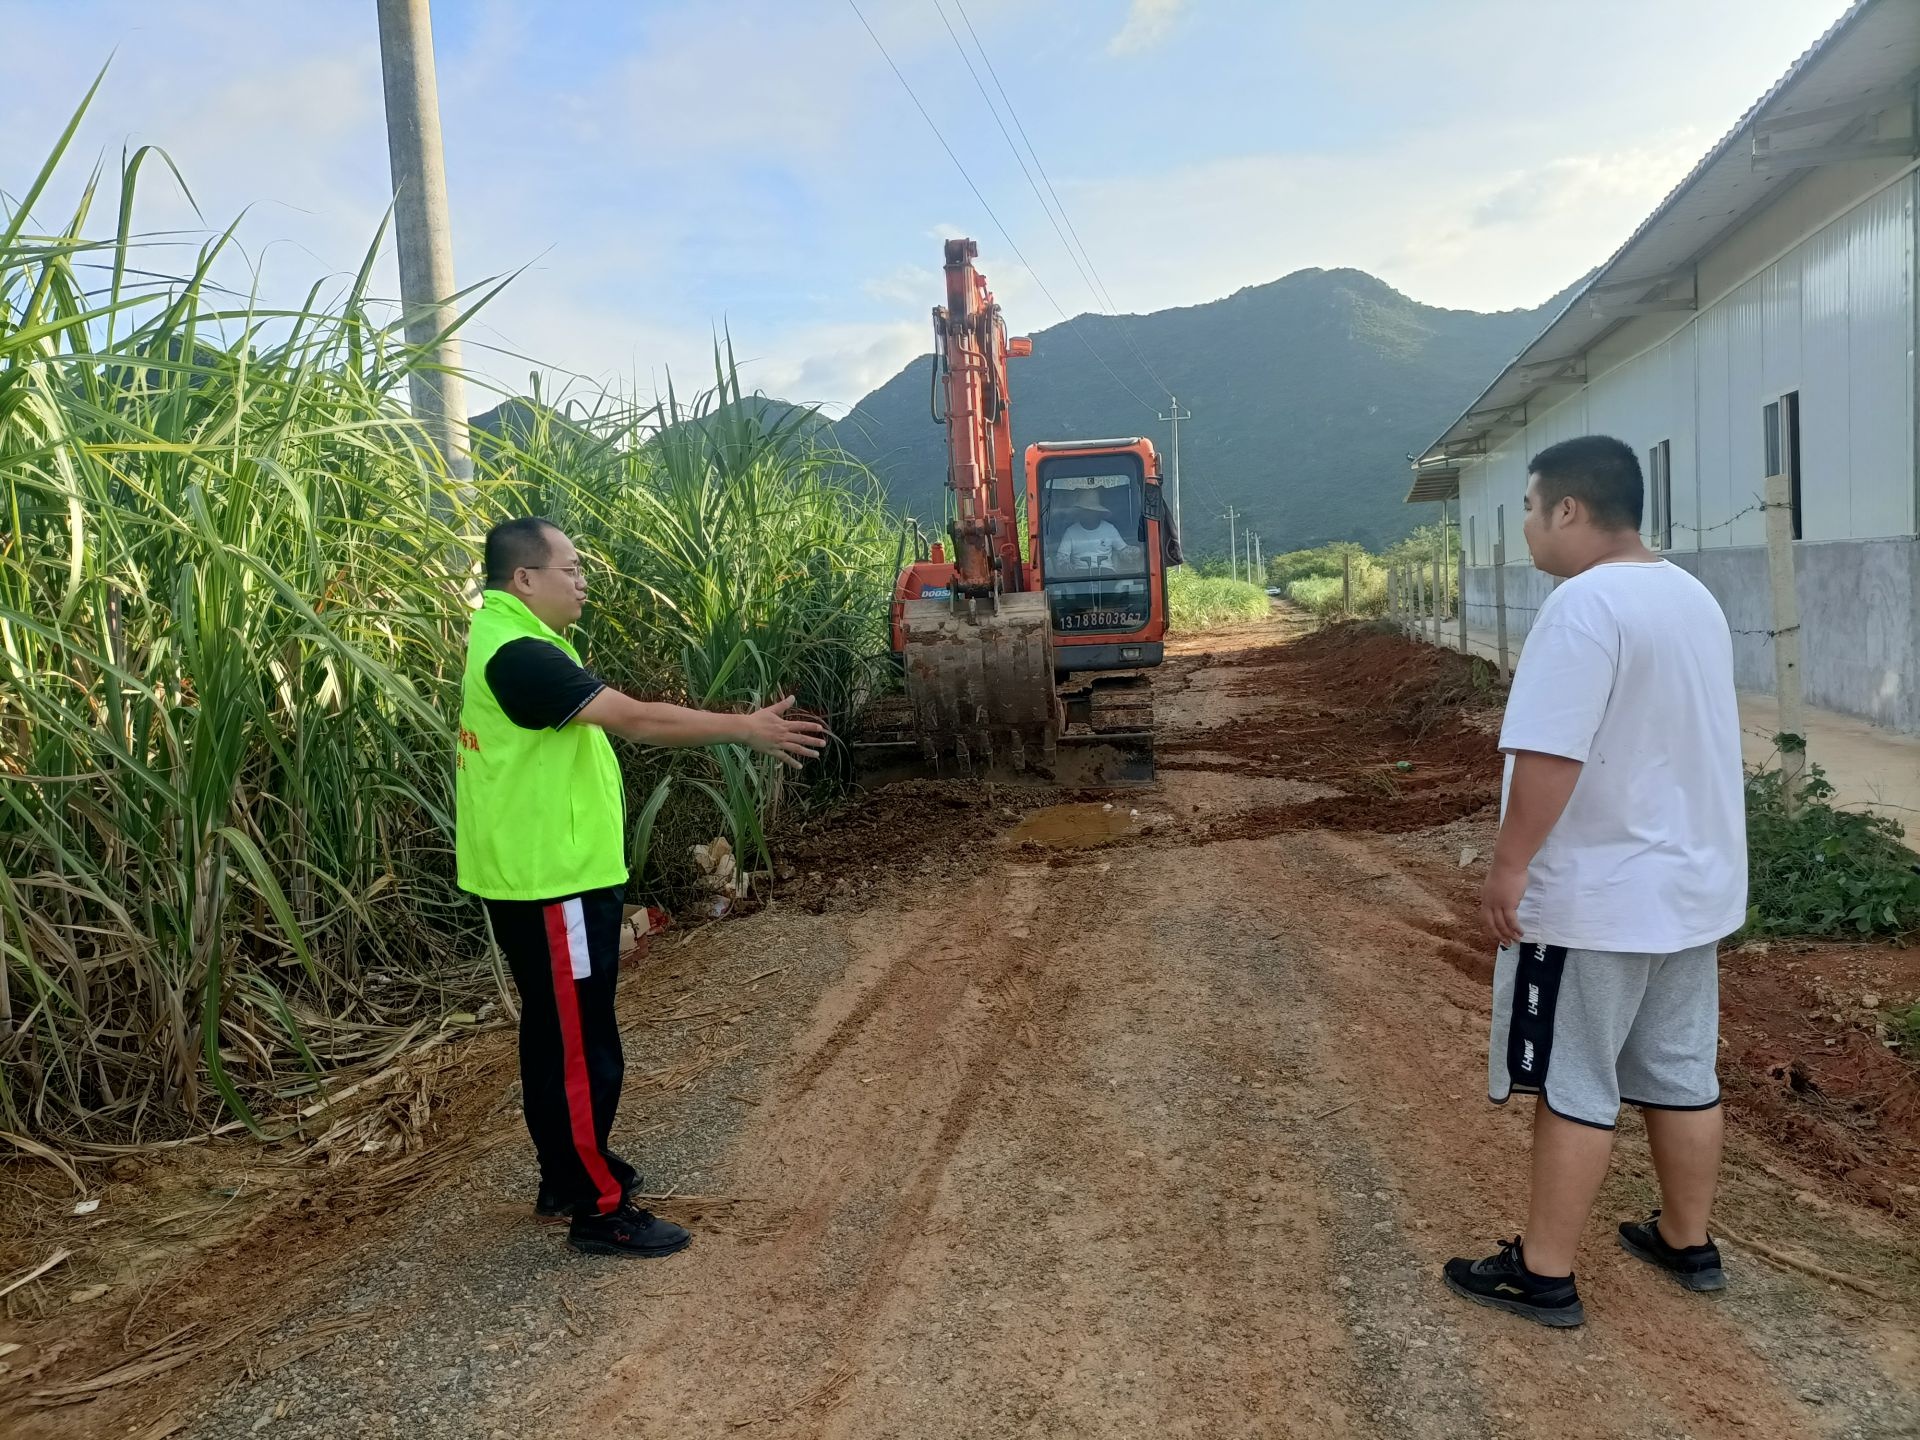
top-left (1456, 172), bottom-right (1917, 568)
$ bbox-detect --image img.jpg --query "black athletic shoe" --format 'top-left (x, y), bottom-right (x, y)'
top-left (1443, 1238), bottom-right (1585, 1327)
top-left (568, 1201), bottom-right (692, 1259)
top-left (1618, 1212), bottom-right (1726, 1292)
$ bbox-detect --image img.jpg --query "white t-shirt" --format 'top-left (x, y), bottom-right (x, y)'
top-left (1499, 560), bottom-right (1747, 952)
top-left (1054, 520), bottom-right (1127, 573)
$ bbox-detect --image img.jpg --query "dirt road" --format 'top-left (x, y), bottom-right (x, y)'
top-left (9, 613), bottom-right (1919, 1439)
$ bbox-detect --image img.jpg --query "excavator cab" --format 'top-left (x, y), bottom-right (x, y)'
top-left (1030, 437), bottom-right (1172, 675)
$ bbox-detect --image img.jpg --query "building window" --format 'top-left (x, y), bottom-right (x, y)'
top-left (1763, 393), bottom-right (1803, 540)
top-left (1647, 439), bottom-right (1672, 550)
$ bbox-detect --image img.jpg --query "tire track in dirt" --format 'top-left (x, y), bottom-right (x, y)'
top-left (797, 852), bottom-right (1372, 1438)
top-left (788, 870), bottom-right (1059, 1435)
top-left (548, 865), bottom-right (1065, 1435)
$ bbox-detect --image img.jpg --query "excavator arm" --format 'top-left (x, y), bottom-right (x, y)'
top-left (895, 239), bottom-right (1057, 770)
top-left (936, 238), bottom-right (1030, 596)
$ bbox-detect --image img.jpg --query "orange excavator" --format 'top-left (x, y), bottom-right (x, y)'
top-left (874, 238), bottom-right (1180, 779)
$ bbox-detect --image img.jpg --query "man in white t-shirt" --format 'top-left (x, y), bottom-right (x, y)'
top-left (1443, 435), bottom-right (1746, 1329)
top-left (1053, 494), bottom-right (1128, 573)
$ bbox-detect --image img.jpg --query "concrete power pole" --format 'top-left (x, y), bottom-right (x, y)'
top-left (1158, 397), bottom-right (1191, 539)
top-left (1222, 505), bottom-right (1240, 582)
top-left (377, 0), bottom-right (472, 500)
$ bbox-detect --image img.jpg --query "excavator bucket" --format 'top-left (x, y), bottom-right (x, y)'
top-left (900, 590), bottom-right (1057, 773)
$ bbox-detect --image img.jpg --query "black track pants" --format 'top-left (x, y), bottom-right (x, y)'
top-left (483, 885), bottom-right (631, 1217)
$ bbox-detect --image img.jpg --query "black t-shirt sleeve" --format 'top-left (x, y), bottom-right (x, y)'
top-left (485, 637), bottom-right (608, 731)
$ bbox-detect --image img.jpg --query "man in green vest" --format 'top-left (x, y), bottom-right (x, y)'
top-left (457, 516), bottom-right (826, 1258)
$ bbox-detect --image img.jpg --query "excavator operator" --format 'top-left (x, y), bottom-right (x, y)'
top-left (1054, 492), bottom-right (1129, 574)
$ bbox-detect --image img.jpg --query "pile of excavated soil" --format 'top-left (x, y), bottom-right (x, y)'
top-left (1163, 623), bottom-right (1504, 838)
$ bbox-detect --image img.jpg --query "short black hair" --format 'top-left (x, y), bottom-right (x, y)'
top-left (483, 516), bottom-right (558, 587)
top-left (1528, 436), bottom-right (1642, 532)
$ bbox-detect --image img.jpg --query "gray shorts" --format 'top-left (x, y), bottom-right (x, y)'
top-left (1488, 941), bottom-right (1721, 1129)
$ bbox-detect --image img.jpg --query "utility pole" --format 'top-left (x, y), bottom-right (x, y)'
top-left (377, 0), bottom-right (472, 502)
top-left (1159, 397), bottom-right (1191, 538)
top-left (1222, 505), bottom-right (1240, 582)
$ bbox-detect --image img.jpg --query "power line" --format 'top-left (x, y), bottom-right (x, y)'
top-left (929, 0), bottom-right (1164, 408)
top-left (846, 0), bottom-right (1160, 417)
top-left (948, 0), bottom-right (1174, 403)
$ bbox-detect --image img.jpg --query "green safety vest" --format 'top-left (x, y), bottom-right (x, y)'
top-left (455, 590), bottom-right (628, 901)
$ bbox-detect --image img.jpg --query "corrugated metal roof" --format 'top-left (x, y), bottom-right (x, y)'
top-left (1413, 0), bottom-right (1920, 470)
top-left (1404, 464), bottom-right (1461, 504)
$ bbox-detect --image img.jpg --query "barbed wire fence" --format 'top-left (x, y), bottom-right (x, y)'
top-left (1382, 494), bottom-right (1800, 667)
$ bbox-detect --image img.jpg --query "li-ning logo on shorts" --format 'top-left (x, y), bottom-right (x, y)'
top-left (1520, 1039), bottom-right (1536, 1074)
top-left (1527, 983), bottom-right (1541, 1017)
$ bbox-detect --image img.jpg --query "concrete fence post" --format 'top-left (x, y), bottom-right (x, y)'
top-left (1430, 537), bottom-right (1444, 646)
top-left (1494, 503), bottom-right (1511, 681)
top-left (1493, 538), bottom-right (1510, 681)
top-left (1457, 538), bottom-right (1468, 655)
top-left (1763, 471), bottom-right (1807, 814)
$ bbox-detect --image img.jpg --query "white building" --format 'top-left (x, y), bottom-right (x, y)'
top-left (1410, 0), bottom-right (1920, 732)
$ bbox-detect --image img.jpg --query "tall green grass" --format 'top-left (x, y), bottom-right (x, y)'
top-left (1, 87), bottom-right (898, 1146)
top-left (1167, 569), bottom-right (1270, 630)
top-left (1266, 542), bottom-right (1387, 619)
top-left (1287, 558), bottom-right (1387, 619)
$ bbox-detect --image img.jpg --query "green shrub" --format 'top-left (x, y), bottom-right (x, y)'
top-left (1267, 542), bottom-right (1366, 588)
top-left (1286, 554), bottom-right (1388, 618)
top-left (1892, 1000), bottom-right (1920, 1059)
top-left (1743, 767), bottom-right (1920, 938)
top-left (1167, 570), bottom-right (1270, 630)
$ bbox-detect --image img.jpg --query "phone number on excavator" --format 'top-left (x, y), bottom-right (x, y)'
top-left (1059, 610), bottom-right (1146, 631)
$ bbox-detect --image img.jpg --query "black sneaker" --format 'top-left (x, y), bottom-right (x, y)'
top-left (1443, 1238), bottom-right (1584, 1327)
top-left (1618, 1212), bottom-right (1726, 1292)
top-left (568, 1201), bottom-right (692, 1259)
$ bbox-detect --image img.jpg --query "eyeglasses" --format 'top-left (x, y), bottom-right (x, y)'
top-left (523, 565), bottom-right (585, 579)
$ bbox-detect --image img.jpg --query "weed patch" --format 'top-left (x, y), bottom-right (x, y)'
top-left (1744, 767), bottom-right (1920, 939)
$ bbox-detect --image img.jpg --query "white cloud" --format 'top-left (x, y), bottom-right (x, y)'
top-left (864, 264), bottom-right (942, 306)
top-left (1107, 0), bottom-right (1187, 56)
top-left (754, 320), bottom-right (928, 409)
top-left (1050, 130), bottom-right (1706, 322)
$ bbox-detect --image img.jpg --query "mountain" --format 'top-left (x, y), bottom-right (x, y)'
top-left (830, 268), bottom-right (1575, 556)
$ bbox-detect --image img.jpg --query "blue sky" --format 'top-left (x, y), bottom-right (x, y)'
top-left (3, 0), bottom-right (1855, 415)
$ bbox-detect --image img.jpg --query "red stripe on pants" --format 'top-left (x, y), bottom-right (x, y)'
top-left (543, 903), bottom-right (624, 1216)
